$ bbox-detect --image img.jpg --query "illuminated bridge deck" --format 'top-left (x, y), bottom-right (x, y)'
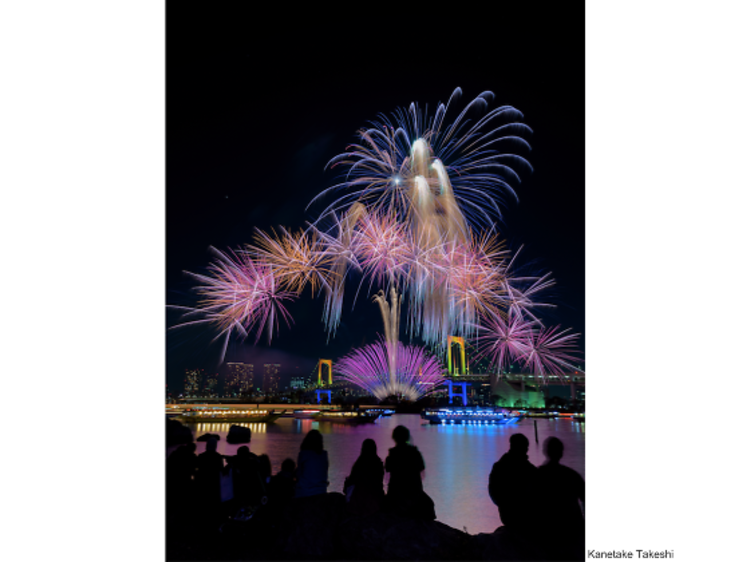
top-left (449, 373), bottom-right (585, 384)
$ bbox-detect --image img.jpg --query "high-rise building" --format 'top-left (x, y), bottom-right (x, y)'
top-left (225, 362), bottom-right (254, 397)
top-left (263, 364), bottom-right (281, 395)
top-left (204, 373), bottom-right (219, 397)
top-left (184, 368), bottom-right (203, 397)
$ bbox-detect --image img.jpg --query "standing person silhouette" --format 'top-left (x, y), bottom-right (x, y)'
top-left (385, 425), bottom-right (435, 520)
top-left (537, 437), bottom-right (585, 560)
top-left (194, 437), bottom-right (225, 524)
top-left (295, 429), bottom-right (329, 498)
top-left (488, 433), bottom-right (538, 532)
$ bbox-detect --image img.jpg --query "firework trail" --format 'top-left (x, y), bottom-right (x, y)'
top-left (373, 287), bottom-right (401, 387)
top-left (501, 246), bottom-right (557, 324)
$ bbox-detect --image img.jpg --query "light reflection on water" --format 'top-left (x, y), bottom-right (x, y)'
top-left (170, 414), bottom-right (585, 535)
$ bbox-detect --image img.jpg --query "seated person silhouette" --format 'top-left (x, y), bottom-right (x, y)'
top-left (295, 429), bottom-right (329, 498)
top-left (385, 425), bottom-right (436, 520)
top-left (344, 438), bottom-right (385, 516)
top-left (268, 458), bottom-right (296, 504)
top-left (225, 445), bottom-right (265, 508)
top-left (265, 458), bottom-right (296, 520)
top-left (488, 433), bottom-right (537, 532)
top-left (537, 437), bottom-right (585, 560)
top-left (167, 443), bottom-right (197, 499)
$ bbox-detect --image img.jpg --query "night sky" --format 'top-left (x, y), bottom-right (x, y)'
top-left (166, 4), bottom-right (585, 388)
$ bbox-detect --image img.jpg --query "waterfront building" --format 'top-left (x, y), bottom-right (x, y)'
top-left (204, 372), bottom-right (219, 397)
top-left (290, 376), bottom-right (307, 389)
top-left (490, 378), bottom-right (545, 408)
top-left (184, 368), bottom-right (203, 397)
top-left (225, 362), bottom-right (254, 397)
top-left (263, 363), bottom-right (281, 395)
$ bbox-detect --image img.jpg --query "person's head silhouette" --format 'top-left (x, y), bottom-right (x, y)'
top-left (205, 436), bottom-right (218, 453)
top-left (509, 433), bottom-right (529, 455)
top-left (281, 458), bottom-right (296, 473)
top-left (392, 425), bottom-right (410, 445)
top-left (543, 436), bottom-right (564, 463)
top-left (301, 429), bottom-right (324, 453)
top-left (361, 438), bottom-right (377, 456)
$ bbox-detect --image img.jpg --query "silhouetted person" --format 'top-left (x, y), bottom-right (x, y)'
top-left (537, 437), bottom-right (585, 560)
top-left (226, 445), bottom-right (265, 508)
top-left (194, 437), bottom-right (224, 512)
top-left (344, 438), bottom-right (385, 516)
top-left (258, 453), bottom-right (272, 485)
top-left (295, 429), bottom-right (329, 498)
top-left (385, 425), bottom-right (436, 520)
top-left (269, 458), bottom-right (297, 504)
top-left (265, 457), bottom-right (297, 522)
top-left (488, 433), bottom-right (537, 531)
top-left (167, 443), bottom-right (197, 500)
top-left (166, 442), bottom-right (198, 536)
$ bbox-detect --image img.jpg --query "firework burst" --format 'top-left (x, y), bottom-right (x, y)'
top-left (475, 311), bottom-right (535, 373)
top-left (170, 247), bottom-right (296, 361)
top-left (335, 338), bottom-right (445, 401)
top-left (521, 325), bottom-right (582, 381)
top-left (250, 226), bottom-right (334, 296)
top-left (169, 89), bottom-right (582, 374)
top-left (309, 87), bottom-right (532, 229)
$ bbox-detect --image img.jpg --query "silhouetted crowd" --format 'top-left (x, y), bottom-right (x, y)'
top-left (167, 426), bottom-right (584, 560)
top-left (489, 433), bottom-right (585, 560)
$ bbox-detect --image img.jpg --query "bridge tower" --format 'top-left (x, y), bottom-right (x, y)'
top-left (315, 389), bottom-right (332, 404)
top-left (446, 336), bottom-right (467, 376)
top-left (317, 359), bottom-right (333, 387)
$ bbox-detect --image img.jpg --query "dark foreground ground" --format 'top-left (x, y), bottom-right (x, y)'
top-left (167, 492), bottom-right (582, 561)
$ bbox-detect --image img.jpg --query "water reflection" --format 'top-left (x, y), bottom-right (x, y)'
top-left (194, 422), bottom-right (267, 433)
top-left (171, 414), bottom-right (584, 535)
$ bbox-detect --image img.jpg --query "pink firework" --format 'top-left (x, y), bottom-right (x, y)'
top-left (502, 247), bottom-right (556, 323)
top-left (442, 235), bottom-right (507, 323)
top-left (176, 247), bottom-right (296, 359)
top-left (335, 338), bottom-right (445, 401)
top-left (352, 211), bottom-right (411, 286)
top-left (476, 311), bottom-right (535, 372)
top-left (520, 325), bottom-right (582, 381)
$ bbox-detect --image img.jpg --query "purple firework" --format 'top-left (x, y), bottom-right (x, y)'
top-left (476, 311), bottom-right (535, 373)
top-left (335, 338), bottom-right (445, 401)
top-left (171, 247), bottom-right (296, 362)
top-left (521, 325), bottom-right (582, 381)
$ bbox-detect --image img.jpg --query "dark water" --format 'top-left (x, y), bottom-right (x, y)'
top-left (171, 413), bottom-right (585, 534)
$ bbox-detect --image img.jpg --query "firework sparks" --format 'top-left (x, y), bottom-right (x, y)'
top-left (335, 338), bottom-right (445, 401)
top-left (170, 247), bottom-right (296, 361)
top-left (520, 325), bottom-right (582, 381)
top-left (250, 226), bottom-right (334, 296)
top-left (475, 311), bottom-right (535, 373)
top-left (169, 89), bottom-right (582, 372)
top-left (310, 87), bottom-right (532, 230)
